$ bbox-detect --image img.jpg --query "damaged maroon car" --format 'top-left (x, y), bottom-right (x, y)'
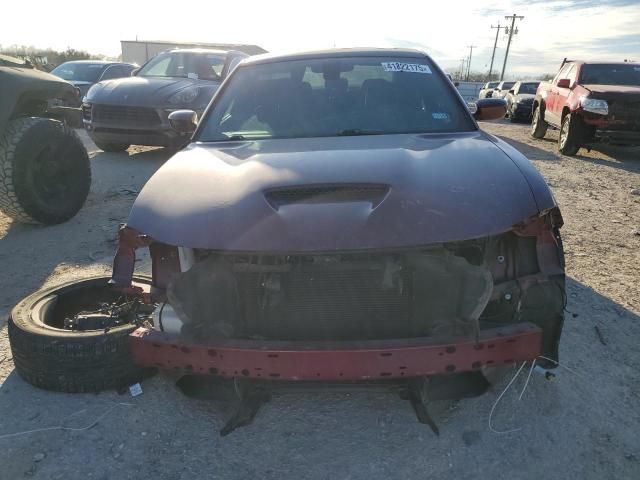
top-left (8, 49), bottom-right (565, 435)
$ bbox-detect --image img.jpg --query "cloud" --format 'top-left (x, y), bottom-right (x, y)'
top-left (2, 0), bottom-right (638, 77)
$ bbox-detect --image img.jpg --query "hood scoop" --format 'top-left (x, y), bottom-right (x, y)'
top-left (265, 184), bottom-right (389, 210)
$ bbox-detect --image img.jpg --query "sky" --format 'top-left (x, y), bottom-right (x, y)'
top-left (2, 0), bottom-right (639, 78)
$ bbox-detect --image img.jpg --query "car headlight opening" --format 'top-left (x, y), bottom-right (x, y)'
top-left (580, 96), bottom-right (608, 116)
top-left (168, 87), bottom-right (200, 105)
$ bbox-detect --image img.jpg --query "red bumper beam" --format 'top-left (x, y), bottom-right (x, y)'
top-left (130, 323), bottom-right (542, 381)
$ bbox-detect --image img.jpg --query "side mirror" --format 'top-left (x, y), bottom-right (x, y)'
top-left (557, 78), bottom-right (571, 88)
top-left (473, 98), bottom-right (507, 121)
top-left (454, 81), bottom-right (460, 87)
top-left (169, 110), bottom-right (198, 134)
top-left (131, 68), bottom-right (140, 76)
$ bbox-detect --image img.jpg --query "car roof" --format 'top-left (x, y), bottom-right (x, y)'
top-left (56, 60), bottom-right (137, 67)
top-left (58, 60), bottom-right (113, 65)
top-left (166, 48), bottom-right (235, 55)
top-left (566, 60), bottom-right (635, 66)
top-left (242, 48), bottom-right (429, 66)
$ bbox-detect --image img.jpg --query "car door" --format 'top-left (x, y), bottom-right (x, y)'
top-left (545, 64), bottom-right (572, 125)
top-left (556, 64), bottom-right (577, 115)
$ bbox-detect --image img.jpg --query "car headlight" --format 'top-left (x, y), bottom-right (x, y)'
top-left (167, 87), bottom-right (200, 105)
top-left (580, 96), bottom-right (608, 115)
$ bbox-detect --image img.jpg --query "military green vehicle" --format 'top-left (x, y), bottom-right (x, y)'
top-left (0, 54), bottom-right (90, 224)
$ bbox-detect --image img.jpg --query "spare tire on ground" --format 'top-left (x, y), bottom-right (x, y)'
top-left (8, 276), bottom-right (156, 393)
top-left (0, 117), bottom-right (91, 224)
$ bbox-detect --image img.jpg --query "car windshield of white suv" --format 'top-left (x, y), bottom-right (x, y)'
top-left (518, 82), bottom-right (539, 94)
top-left (138, 52), bottom-right (226, 81)
top-left (51, 62), bottom-right (106, 82)
top-left (198, 57), bottom-right (474, 141)
top-left (580, 64), bottom-right (640, 86)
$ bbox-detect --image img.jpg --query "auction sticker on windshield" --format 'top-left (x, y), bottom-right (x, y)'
top-left (382, 62), bottom-right (432, 74)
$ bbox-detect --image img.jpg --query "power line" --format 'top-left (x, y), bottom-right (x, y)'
top-left (487, 23), bottom-right (501, 81)
top-left (466, 45), bottom-right (477, 81)
top-left (500, 14), bottom-right (524, 81)
top-left (458, 57), bottom-right (466, 81)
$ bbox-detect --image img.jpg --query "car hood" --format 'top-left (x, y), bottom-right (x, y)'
top-left (127, 131), bottom-right (553, 251)
top-left (85, 76), bottom-right (220, 108)
top-left (583, 84), bottom-right (640, 101)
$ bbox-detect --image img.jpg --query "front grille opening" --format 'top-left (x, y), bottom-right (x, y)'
top-left (265, 184), bottom-right (389, 209)
top-left (92, 105), bottom-right (161, 126)
top-left (167, 242), bottom-right (514, 342)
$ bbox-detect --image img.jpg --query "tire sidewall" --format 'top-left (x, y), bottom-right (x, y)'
top-left (8, 276), bottom-right (155, 393)
top-left (530, 105), bottom-right (547, 138)
top-left (10, 117), bottom-right (90, 223)
top-left (559, 114), bottom-right (580, 155)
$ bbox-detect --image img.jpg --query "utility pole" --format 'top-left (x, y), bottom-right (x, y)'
top-left (459, 57), bottom-right (466, 81)
top-left (488, 23), bottom-right (501, 81)
top-left (500, 14), bottom-right (524, 81)
top-left (466, 45), bottom-right (476, 81)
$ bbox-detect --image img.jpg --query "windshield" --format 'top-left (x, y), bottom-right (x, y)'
top-left (580, 64), bottom-right (640, 86)
top-left (51, 62), bottom-right (106, 82)
top-left (138, 51), bottom-right (226, 81)
top-left (198, 56), bottom-right (474, 142)
top-left (518, 82), bottom-right (539, 94)
top-left (488, 82), bottom-right (498, 88)
top-left (500, 82), bottom-right (515, 90)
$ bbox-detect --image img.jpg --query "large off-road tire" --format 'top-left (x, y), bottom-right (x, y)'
top-left (558, 113), bottom-right (582, 156)
top-left (0, 117), bottom-right (91, 224)
top-left (530, 104), bottom-right (548, 139)
top-left (8, 276), bottom-right (155, 393)
top-left (94, 141), bottom-right (130, 152)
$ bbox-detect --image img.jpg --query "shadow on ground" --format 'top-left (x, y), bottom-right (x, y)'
top-left (574, 145), bottom-right (640, 173)
top-left (495, 134), bottom-right (561, 161)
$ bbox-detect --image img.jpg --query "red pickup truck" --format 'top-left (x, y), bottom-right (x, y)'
top-left (531, 60), bottom-right (640, 155)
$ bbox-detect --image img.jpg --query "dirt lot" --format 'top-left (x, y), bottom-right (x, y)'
top-left (0, 123), bottom-right (639, 479)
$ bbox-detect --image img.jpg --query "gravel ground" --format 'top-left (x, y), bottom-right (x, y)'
top-left (0, 124), bottom-right (638, 479)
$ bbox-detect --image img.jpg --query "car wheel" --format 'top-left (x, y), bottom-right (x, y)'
top-left (8, 276), bottom-right (156, 393)
top-left (509, 105), bottom-right (519, 123)
top-left (558, 114), bottom-right (581, 156)
top-left (0, 117), bottom-right (91, 224)
top-left (530, 105), bottom-right (548, 139)
top-left (94, 141), bottom-right (130, 152)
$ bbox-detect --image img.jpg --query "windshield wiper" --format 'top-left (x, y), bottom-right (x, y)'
top-left (335, 129), bottom-right (384, 136)
top-left (225, 134), bottom-right (246, 140)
